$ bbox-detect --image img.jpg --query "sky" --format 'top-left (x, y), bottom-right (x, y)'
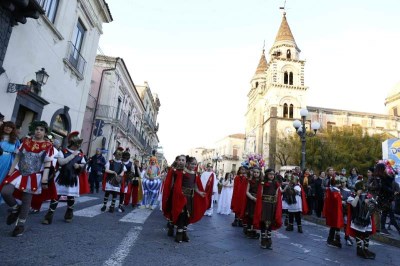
top-left (99, 0), bottom-right (400, 163)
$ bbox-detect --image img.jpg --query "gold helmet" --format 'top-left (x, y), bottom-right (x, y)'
top-left (67, 131), bottom-right (83, 148)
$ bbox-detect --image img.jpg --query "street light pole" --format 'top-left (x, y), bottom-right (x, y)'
top-left (293, 108), bottom-right (320, 170)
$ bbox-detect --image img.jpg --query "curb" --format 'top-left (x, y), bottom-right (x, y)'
top-left (303, 215), bottom-right (400, 248)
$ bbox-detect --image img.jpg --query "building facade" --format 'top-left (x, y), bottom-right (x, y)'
top-left (81, 55), bottom-right (161, 162)
top-left (245, 12), bottom-right (400, 170)
top-left (0, 0), bottom-right (112, 146)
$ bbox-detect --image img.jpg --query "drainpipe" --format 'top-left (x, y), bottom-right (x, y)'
top-left (87, 57), bottom-right (120, 156)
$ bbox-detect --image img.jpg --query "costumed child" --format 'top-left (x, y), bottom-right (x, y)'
top-left (217, 172), bottom-right (234, 215)
top-left (282, 174), bottom-right (308, 233)
top-left (346, 180), bottom-right (377, 259)
top-left (1, 121), bottom-right (53, 236)
top-left (42, 131), bottom-right (86, 224)
top-left (244, 166), bottom-right (262, 239)
top-left (340, 176), bottom-right (353, 246)
top-left (142, 156), bottom-right (161, 209)
top-left (323, 167), bottom-right (344, 248)
top-left (101, 147), bottom-right (126, 213)
top-left (200, 162), bottom-right (217, 217)
top-left (231, 166), bottom-right (248, 227)
top-left (162, 155), bottom-right (207, 243)
top-left (253, 168), bottom-right (282, 249)
top-left (281, 171), bottom-right (292, 226)
top-left (118, 149), bottom-right (132, 212)
top-left (124, 158), bottom-right (143, 208)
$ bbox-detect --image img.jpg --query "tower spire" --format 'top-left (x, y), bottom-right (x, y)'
top-left (255, 46), bottom-right (267, 75)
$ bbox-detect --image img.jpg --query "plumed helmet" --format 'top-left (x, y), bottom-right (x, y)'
top-left (113, 147), bottom-right (124, 159)
top-left (122, 148), bottom-right (131, 160)
top-left (29, 120), bottom-right (49, 133)
top-left (67, 131), bottom-right (83, 148)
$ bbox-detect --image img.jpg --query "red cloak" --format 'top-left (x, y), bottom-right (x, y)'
top-left (299, 184), bottom-right (309, 215)
top-left (204, 173), bottom-right (214, 209)
top-left (233, 177), bottom-right (249, 219)
top-left (323, 187), bottom-right (344, 228)
top-left (253, 181), bottom-right (282, 230)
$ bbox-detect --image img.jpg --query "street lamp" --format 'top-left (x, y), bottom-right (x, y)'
top-left (292, 108), bottom-right (320, 170)
top-left (212, 153), bottom-right (223, 174)
top-left (7, 67), bottom-right (49, 93)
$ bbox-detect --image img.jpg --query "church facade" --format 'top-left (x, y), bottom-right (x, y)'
top-left (244, 12), bottom-right (400, 169)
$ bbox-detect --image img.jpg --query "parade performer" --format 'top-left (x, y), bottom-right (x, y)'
top-left (244, 166), bottom-right (262, 239)
top-left (253, 168), bottom-right (282, 249)
top-left (162, 155), bottom-right (207, 243)
top-left (217, 172), bottom-right (234, 215)
top-left (1, 121), bottom-right (53, 236)
top-left (340, 176), bottom-right (353, 246)
top-left (42, 131), bottom-right (86, 224)
top-left (231, 166), bottom-right (248, 226)
top-left (323, 167), bottom-right (344, 248)
top-left (283, 174), bottom-right (308, 233)
top-left (0, 121), bottom-right (20, 203)
top-left (124, 158), bottom-right (143, 208)
top-left (200, 162), bottom-right (218, 217)
top-left (142, 156), bottom-right (161, 209)
top-left (101, 147), bottom-right (126, 213)
top-left (346, 180), bottom-right (377, 259)
top-left (118, 149), bottom-right (131, 212)
top-left (281, 171), bottom-right (292, 226)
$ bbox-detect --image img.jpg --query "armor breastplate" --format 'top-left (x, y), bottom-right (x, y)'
top-left (263, 182), bottom-right (276, 196)
top-left (249, 180), bottom-right (258, 194)
top-left (107, 161), bottom-right (123, 180)
top-left (182, 173), bottom-right (195, 188)
top-left (18, 149), bottom-right (46, 176)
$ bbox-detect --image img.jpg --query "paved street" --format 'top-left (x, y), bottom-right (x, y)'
top-left (0, 196), bottom-right (399, 266)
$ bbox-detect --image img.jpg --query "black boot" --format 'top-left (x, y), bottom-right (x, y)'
top-left (327, 228), bottom-right (336, 247)
top-left (231, 218), bottom-right (239, 227)
top-left (334, 232), bottom-right (342, 248)
top-left (175, 229), bottom-right (183, 243)
top-left (101, 204), bottom-right (107, 212)
top-left (356, 237), bottom-right (367, 258)
top-left (6, 205), bottom-right (21, 225)
top-left (167, 222), bottom-right (174, 237)
top-left (42, 210), bottom-right (54, 225)
top-left (109, 205), bottom-right (115, 213)
top-left (265, 231), bottom-right (272, 250)
top-left (238, 219), bottom-right (243, 227)
top-left (286, 224), bottom-right (294, 231)
top-left (64, 208), bottom-right (73, 223)
top-left (284, 215), bottom-right (289, 226)
top-left (260, 232), bottom-right (267, 249)
top-left (363, 238), bottom-right (375, 259)
top-left (297, 225), bottom-right (303, 233)
top-left (182, 227), bottom-right (190, 242)
top-left (243, 224), bottom-right (248, 236)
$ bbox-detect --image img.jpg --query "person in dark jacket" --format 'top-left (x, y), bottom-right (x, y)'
top-left (87, 148), bottom-right (106, 193)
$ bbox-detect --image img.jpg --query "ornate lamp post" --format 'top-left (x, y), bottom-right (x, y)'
top-left (212, 153), bottom-right (223, 175)
top-left (7, 67), bottom-right (49, 93)
top-left (292, 108), bottom-right (320, 170)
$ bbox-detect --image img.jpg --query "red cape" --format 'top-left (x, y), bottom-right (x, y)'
top-left (234, 178), bottom-right (249, 219)
top-left (299, 184), bottom-right (309, 215)
top-left (323, 187), bottom-right (344, 228)
top-left (162, 169), bottom-right (208, 224)
top-left (253, 181), bottom-right (282, 230)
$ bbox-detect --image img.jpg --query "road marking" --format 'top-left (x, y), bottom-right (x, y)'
top-left (74, 204), bottom-right (105, 217)
top-left (274, 231), bottom-right (289, 239)
top-left (290, 242), bottom-right (311, 253)
top-left (119, 208), bottom-right (153, 224)
top-left (103, 226), bottom-right (142, 266)
top-left (39, 196), bottom-right (98, 212)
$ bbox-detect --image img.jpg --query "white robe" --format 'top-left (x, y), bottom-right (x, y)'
top-left (200, 171), bottom-right (218, 216)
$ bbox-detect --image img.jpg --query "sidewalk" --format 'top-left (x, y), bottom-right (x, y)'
top-left (303, 214), bottom-right (400, 248)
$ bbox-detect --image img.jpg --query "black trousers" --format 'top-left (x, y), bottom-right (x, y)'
top-left (89, 172), bottom-right (101, 191)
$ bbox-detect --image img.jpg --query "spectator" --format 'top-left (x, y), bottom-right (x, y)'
top-left (313, 171), bottom-right (325, 218)
top-left (347, 167), bottom-right (359, 192)
top-left (87, 148), bottom-right (106, 193)
top-left (0, 112), bottom-right (4, 127)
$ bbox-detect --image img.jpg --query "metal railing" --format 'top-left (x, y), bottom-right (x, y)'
top-left (97, 104), bottom-right (146, 147)
top-left (66, 41), bottom-right (86, 75)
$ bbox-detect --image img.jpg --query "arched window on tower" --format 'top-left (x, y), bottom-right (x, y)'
top-left (286, 49), bottom-right (291, 59)
top-left (289, 104), bottom-right (294, 118)
top-left (283, 103), bottom-right (288, 118)
top-left (289, 72), bottom-right (293, 85)
top-left (284, 71), bottom-right (288, 84)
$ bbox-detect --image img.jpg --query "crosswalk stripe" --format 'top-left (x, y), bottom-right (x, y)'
top-left (119, 208), bottom-right (153, 224)
top-left (74, 204), bottom-right (105, 217)
top-left (103, 226), bottom-right (142, 266)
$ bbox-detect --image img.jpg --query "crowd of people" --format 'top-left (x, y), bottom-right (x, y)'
top-left (0, 119), bottom-right (168, 237)
top-left (1, 117), bottom-right (400, 260)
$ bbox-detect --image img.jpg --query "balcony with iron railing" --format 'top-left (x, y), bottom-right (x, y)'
top-left (64, 41), bottom-right (86, 78)
top-left (97, 104), bottom-right (146, 147)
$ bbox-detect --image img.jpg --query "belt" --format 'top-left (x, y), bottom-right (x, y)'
top-left (182, 187), bottom-right (194, 197)
top-left (262, 195), bottom-right (277, 203)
